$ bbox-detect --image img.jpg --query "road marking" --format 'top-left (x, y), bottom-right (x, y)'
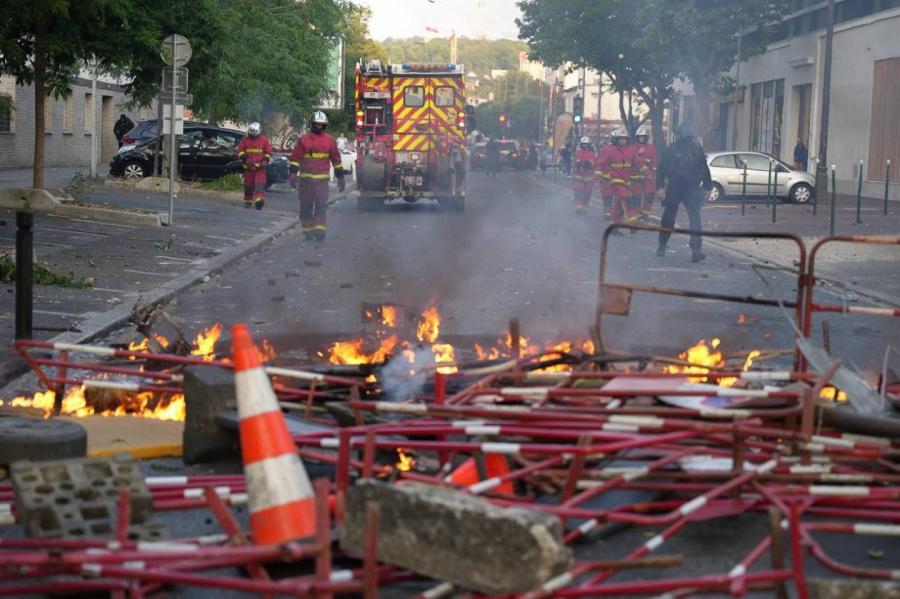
top-left (34, 310), bottom-right (82, 318)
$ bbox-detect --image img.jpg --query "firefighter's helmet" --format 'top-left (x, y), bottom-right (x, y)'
top-left (309, 110), bottom-right (329, 134)
top-left (579, 136), bottom-right (591, 148)
top-left (611, 129), bottom-right (628, 140)
top-left (636, 127), bottom-right (649, 140)
top-left (248, 122), bottom-right (261, 137)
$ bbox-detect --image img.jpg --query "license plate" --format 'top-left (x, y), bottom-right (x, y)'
top-left (405, 176), bottom-right (422, 186)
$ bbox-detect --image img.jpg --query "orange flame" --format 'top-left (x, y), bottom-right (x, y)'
top-left (417, 305), bottom-right (441, 344)
top-left (382, 305), bottom-right (398, 328)
top-left (329, 335), bottom-right (399, 365)
top-left (432, 343), bottom-right (458, 374)
top-left (1, 386), bottom-right (185, 421)
top-left (665, 339), bottom-right (761, 387)
top-left (819, 386), bottom-right (847, 402)
top-left (396, 448), bottom-right (415, 472)
top-left (191, 323), bottom-right (222, 361)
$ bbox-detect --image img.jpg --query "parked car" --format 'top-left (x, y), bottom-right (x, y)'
top-left (110, 123), bottom-right (290, 188)
top-left (706, 151), bottom-right (815, 204)
top-left (496, 140), bottom-right (524, 170)
top-left (120, 119), bottom-right (159, 146)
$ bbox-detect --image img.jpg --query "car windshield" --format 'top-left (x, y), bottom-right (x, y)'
top-left (498, 142), bottom-right (517, 151)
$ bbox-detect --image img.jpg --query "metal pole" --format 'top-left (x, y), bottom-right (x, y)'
top-left (767, 159), bottom-right (773, 208)
top-left (741, 161), bottom-right (747, 216)
top-left (884, 159), bottom-right (891, 216)
top-left (855, 159), bottom-right (863, 224)
top-left (812, 157), bottom-right (819, 215)
top-left (167, 36), bottom-right (177, 227)
top-left (15, 211), bottom-right (34, 340)
top-left (89, 65), bottom-right (97, 180)
top-left (829, 164), bottom-right (837, 236)
top-left (772, 164), bottom-right (778, 223)
top-left (815, 0), bottom-right (835, 208)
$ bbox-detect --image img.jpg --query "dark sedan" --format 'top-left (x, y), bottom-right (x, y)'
top-left (497, 140), bottom-right (524, 170)
top-left (109, 123), bottom-right (289, 187)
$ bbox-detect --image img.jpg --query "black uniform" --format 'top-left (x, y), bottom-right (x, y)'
top-left (114, 114), bottom-right (134, 147)
top-left (655, 133), bottom-right (711, 256)
top-left (485, 139), bottom-right (500, 178)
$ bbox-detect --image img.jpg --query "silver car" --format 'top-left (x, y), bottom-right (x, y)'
top-left (706, 151), bottom-right (815, 204)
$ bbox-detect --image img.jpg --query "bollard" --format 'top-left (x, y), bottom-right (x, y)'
top-left (830, 165), bottom-right (837, 237)
top-left (812, 157), bottom-right (819, 215)
top-left (855, 159), bottom-right (863, 224)
top-left (15, 211), bottom-right (34, 340)
top-left (741, 161), bottom-right (748, 216)
top-left (772, 163), bottom-right (778, 223)
top-left (885, 160), bottom-right (891, 216)
top-left (766, 159), bottom-right (773, 208)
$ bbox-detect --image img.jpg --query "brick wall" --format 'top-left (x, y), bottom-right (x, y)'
top-left (0, 75), bottom-right (148, 170)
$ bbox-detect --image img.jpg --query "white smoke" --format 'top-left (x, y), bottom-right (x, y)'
top-left (378, 345), bottom-right (435, 402)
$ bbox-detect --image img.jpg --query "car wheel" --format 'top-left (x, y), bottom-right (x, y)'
top-left (123, 161), bottom-right (146, 179)
top-left (707, 183), bottom-right (724, 203)
top-left (790, 182), bottom-right (813, 204)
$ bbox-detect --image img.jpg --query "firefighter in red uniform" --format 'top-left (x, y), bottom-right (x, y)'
top-left (595, 134), bottom-right (613, 220)
top-left (633, 127), bottom-right (658, 220)
top-left (289, 111), bottom-right (345, 241)
top-left (236, 122), bottom-right (273, 210)
top-left (596, 129), bottom-right (638, 225)
top-left (572, 136), bottom-right (596, 215)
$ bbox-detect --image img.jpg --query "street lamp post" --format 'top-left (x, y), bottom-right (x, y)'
top-left (815, 0), bottom-right (836, 206)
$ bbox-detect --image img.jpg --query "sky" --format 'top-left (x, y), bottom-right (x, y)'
top-left (357, 0), bottom-right (522, 40)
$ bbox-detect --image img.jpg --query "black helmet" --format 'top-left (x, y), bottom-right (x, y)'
top-left (677, 122), bottom-right (695, 140)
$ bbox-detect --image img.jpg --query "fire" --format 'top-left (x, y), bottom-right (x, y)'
top-left (819, 386), bottom-right (848, 402)
top-left (328, 335), bottom-right (399, 365)
top-left (417, 305), bottom-right (441, 343)
top-left (256, 339), bottom-right (277, 363)
top-left (665, 339), bottom-right (761, 387)
top-left (396, 448), bottom-right (415, 472)
top-left (191, 323), bottom-right (222, 361)
top-left (737, 313), bottom-right (746, 325)
top-left (382, 305), bottom-right (398, 328)
top-left (2, 386), bottom-right (185, 422)
top-left (432, 343), bottom-right (458, 374)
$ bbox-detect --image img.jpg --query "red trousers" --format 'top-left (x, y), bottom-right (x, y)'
top-left (298, 179), bottom-right (329, 233)
top-left (243, 168), bottom-right (267, 205)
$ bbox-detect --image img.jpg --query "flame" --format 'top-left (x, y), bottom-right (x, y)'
top-left (328, 335), bottom-right (398, 365)
top-left (417, 305), bottom-right (441, 343)
top-left (191, 323), bottom-right (222, 361)
top-left (664, 339), bottom-right (760, 387)
top-left (737, 313), bottom-right (746, 325)
top-left (2, 385), bottom-right (185, 421)
top-left (256, 339), bottom-right (277, 363)
top-left (396, 448), bottom-right (415, 472)
top-left (819, 386), bottom-right (848, 402)
top-left (382, 305), bottom-right (398, 328)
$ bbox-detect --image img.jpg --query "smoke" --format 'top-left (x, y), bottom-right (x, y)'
top-left (378, 345), bottom-right (434, 402)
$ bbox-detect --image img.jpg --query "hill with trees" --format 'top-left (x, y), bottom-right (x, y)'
top-left (380, 37), bottom-right (526, 76)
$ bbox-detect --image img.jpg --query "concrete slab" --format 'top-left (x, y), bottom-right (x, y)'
top-left (60, 415), bottom-right (183, 459)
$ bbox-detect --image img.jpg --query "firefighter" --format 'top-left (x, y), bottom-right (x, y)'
top-left (596, 129), bottom-right (638, 226)
top-left (236, 122), bottom-right (273, 210)
top-left (633, 127), bottom-right (658, 220)
top-left (594, 134), bottom-right (613, 220)
top-left (572, 136), bottom-right (595, 215)
top-left (289, 111), bottom-right (345, 241)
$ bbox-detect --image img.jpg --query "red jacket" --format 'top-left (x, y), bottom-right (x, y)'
top-left (632, 142), bottom-right (658, 194)
top-left (236, 135), bottom-right (273, 170)
top-left (597, 143), bottom-right (636, 198)
top-left (289, 132), bottom-right (342, 180)
top-left (572, 148), bottom-right (596, 191)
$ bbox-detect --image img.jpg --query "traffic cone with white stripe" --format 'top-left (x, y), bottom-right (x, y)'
top-left (232, 324), bottom-right (315, 544)
top-left (446, 454), bottom-right (514, 494)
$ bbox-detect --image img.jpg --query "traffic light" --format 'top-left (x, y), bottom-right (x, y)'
top-left (498, 113), bottom-right (507, 125)
top-left (573, 95), bottom-right (584, 123)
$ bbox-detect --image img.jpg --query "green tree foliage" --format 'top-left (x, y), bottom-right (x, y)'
top-left (518, 0), bottom-right (787, 146)
top-left (476, 96), bottom-right (541, 141)
top-left (381, 37), bottom-right (526, 76)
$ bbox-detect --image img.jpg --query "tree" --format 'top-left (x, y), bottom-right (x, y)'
top-left (381, 37), bottom-right (526, 76)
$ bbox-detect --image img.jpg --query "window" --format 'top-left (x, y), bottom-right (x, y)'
top-left (62, 94), bottom-right (75, 132)
top-left (200, 131), bottom-right (239, 150)
top-left (0, 94), bottom-right (11, 133)
top-left (710, 154), bottom-right (738, 168)
top-left (178, 128), bottom-right (204, 149)
top-left (435, 86), bottom-right (455, 107)
top-left (749, 78), bottom-right (784, 157)
top-left (739, 153), bottom-right (773, 171)
top-left (84, 93), bottom-right (93, 131)
top-left (403, 86), bottom-right (425, 107)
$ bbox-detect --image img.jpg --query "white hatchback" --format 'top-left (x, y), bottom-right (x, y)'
top-left (706, 151), bottom-right (815, 204)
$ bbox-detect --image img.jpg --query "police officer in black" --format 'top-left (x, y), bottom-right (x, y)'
top-left (655, 122), bottom-right (711, 263)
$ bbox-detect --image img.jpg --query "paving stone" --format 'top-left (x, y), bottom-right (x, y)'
top-left (340, 480), bottom-right (572, 594)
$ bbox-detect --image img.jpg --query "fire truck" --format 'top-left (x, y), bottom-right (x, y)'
top-left (354, 60), bottom-right (469, 211)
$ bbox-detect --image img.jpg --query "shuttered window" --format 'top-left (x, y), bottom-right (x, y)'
top-left (867, 57), bottom-right (900, 180)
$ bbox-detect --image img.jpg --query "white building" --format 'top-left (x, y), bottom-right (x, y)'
top-left (677, 0), bottom-right (900, 199)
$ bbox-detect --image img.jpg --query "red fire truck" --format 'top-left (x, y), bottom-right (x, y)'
top-left (354, 60), bottom-right (468, 211)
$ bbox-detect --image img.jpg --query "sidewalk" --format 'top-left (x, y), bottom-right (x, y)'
top-left (0, 166), bottom-right (110, 190)
top-left (0, 183), bottom-right (302, 386)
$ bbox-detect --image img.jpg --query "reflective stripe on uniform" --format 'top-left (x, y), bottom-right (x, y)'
top-left (289, 160), bottom-right (300, 167)
top-left (610, 178), bottom-right (628, 185)
top-left (304, 152), bottom-right (331, 158)
top-left (609, 162), bottom-right (632, 168)
top-left (299, 173), bottom-right (330, 179)
top-left (243, 148), bottom-right (264, 154)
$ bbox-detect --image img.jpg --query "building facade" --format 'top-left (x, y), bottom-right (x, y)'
top-left (678, 0), bottom-right (900, 198)
top-left (0, 72), bottom-right (149, 171)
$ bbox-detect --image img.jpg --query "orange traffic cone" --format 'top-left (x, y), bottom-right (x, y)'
top-left (445, 454), bottom-right (514, 494)
top-left (232, 324), bottom-right (315, 544)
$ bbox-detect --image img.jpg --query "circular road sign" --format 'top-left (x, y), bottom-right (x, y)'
top-left (161, 34), bottom-right (192, 67)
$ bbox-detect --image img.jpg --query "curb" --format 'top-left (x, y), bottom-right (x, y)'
top-left (0, 187), bottom-right (161, 227)
top-left (1, 214), bottom-right (301, 390)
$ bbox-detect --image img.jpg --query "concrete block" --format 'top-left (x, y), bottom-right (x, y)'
top-left (135, 176), bottom-right (178, 193)
top-left (810, 578), bottom-right (899, 598)
top-left (0, 417), bottom-right (87, 464)
top-left (11, 454), bottom-right (161, 540)
top-left (182, 366), bottom-right (239, 464)
top-left (340, 480), bottom-right (572, 594)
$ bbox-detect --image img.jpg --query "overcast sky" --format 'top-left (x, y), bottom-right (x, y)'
top-left (358, 0), bottom-right (522, 40)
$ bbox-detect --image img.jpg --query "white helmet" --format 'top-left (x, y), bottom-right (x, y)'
top-left (611, 129), bottom-right (628, 139)
top-left (248, 122), bottom-right (261, 137)
top-left (579, 136), bottom-right (591, 145)
top-left (309, 110), bottom-right (328, 133)
top-left (636, 127), bottom-right (649, 138)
